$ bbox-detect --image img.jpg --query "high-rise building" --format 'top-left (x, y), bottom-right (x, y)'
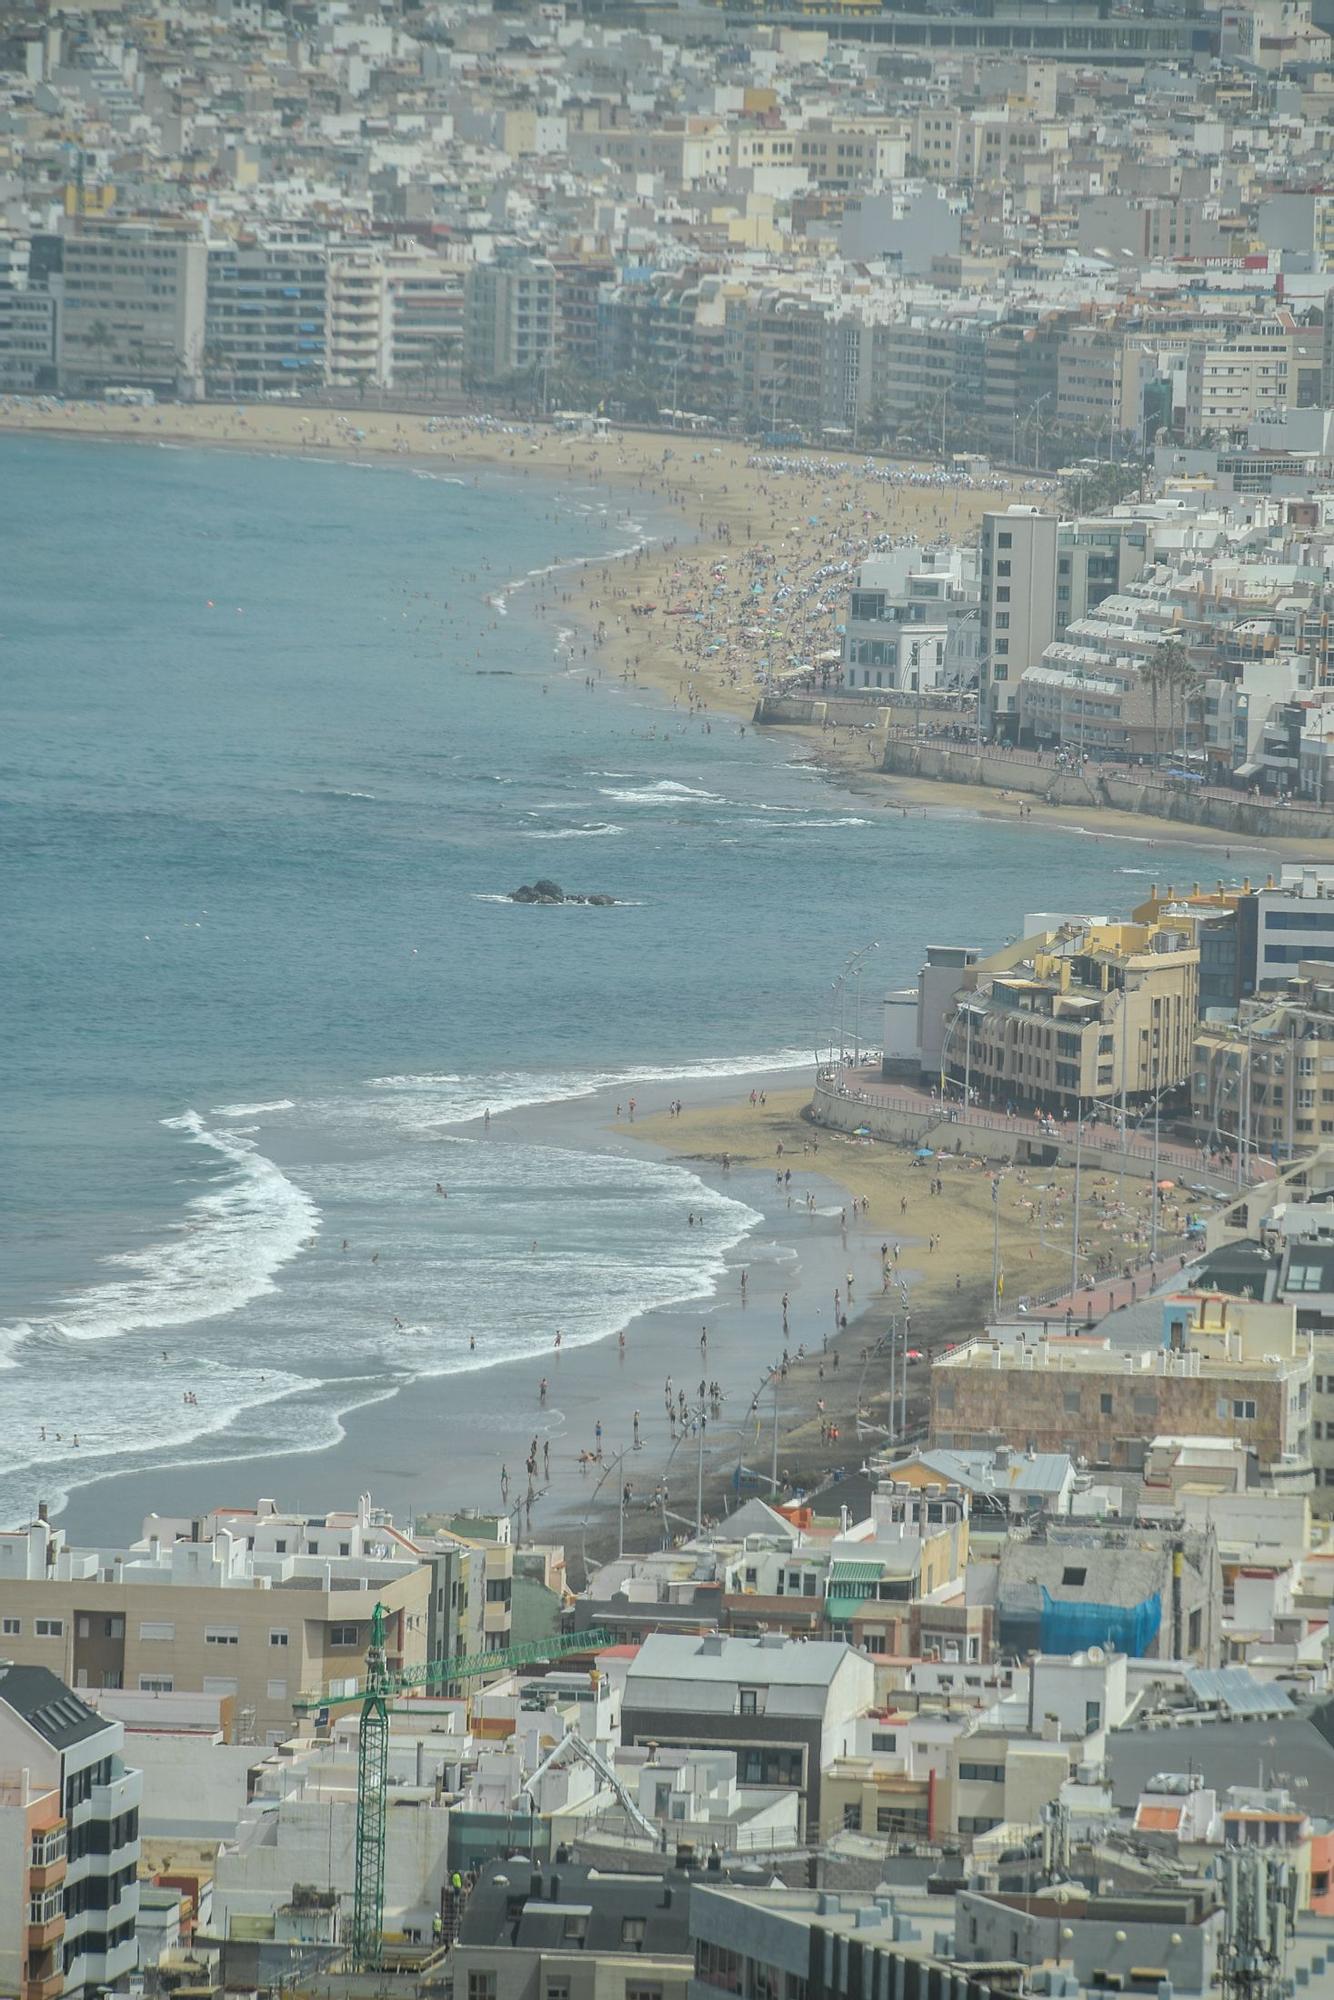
top-left (204, 237), bottom-right (328, 397)
top-left (464, 255), bottom-right (556, 387)
top-left (0, 1666), bottom-right (141, 1999)
top-left (978, 506), bottom-right (1058, 739)
top-left (54, 223), bottom-right (206, 399)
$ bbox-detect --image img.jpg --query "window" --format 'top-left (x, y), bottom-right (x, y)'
top-left (139, 1674), bottom-right (173, 1693)
top-left (843, 1802), bottom-right (862, 1831)
top-left (1, 1617), bottom-right (19, 1636)
top-left (739, 1689), bottom-right (758, 1715)
top-left (1099, 1393), bottom-right (1113, 1415)
top-left (1063, 1390), bottom-right (1081, 1415)
top-left (329, 1624), bottom-right (360, 1648)
top-left (621, 1918), bottom-right (646, 1949)
top-left (205, 1626), bottom-right (239, 1647)
top-left (1085, 1701), bottom-right (1102, 1731)
top-left (269, 1628), bottom-right (289, 1648)
top-left (35, 1619), bottom-right (63, 1639)
top-left (204, 1676), bottom-right (238, 1697)
top-left (1233, 1399), bottom-right (1257, 1421)
top-left (627, 1986), bottom-right (663, 2000)
top-left (562, 1914), bottom-right (589, 1943)
top-left (546, 1983), bottom-right (571, 2000)
top-left (958, 1762), bottom-right (1005, 1784)
top-left (468, 1977), bottom-right (496, 2000)
top-left (1062, 1567), bottom-right (1087, 1587)
top-left (871, 1731), bottom-right (897, 1752)
top-left (267, 1679), bottom-right (288, 1701)
top-left (139, 1621), bottom-right (174, 1642)
top-left (695, 1941), bottom-right (742, 1994)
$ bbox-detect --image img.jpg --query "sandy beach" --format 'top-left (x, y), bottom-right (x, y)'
top-left (9, 397), bottom-right (1247, 1562)
top-left (51, 1066), bottom-right (1170, 1569)
top-left (6, 395), bottom-right (1312, 862)
top-left (52, 1064), bottom-right (888, 1563)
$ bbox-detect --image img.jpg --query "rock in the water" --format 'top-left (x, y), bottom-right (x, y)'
top-left (507, 882), bottom-right (615, 906)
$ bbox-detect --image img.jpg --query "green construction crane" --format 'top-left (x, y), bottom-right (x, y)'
top-left (293, 1612), bottom-right (612, 1970)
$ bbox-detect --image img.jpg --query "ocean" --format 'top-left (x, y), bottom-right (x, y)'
top-left (2, 432), bottom-right (1246, 1533)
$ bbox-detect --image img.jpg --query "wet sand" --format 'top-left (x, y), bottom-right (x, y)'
top-left (55, 1064), bottom-right (887, 1557)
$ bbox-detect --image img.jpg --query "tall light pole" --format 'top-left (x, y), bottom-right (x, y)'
top-left (1070, 1097), bottom-right (1084, 1303)
top-left (851, 941), bottom-right (882, 1065)
top-left (991, 1173), bottom-right (1003, 1320)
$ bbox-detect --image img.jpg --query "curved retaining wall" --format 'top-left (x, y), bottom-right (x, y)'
top-left (810, 1080), bottom-right (1238, 1195)
top-left (878, 739), bottom-right (1334, 844)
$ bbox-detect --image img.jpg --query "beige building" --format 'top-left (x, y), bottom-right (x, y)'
top-left (0, 1498), bottom-right (434, 1744)
top-left (57, 221), bottom-right (206, 398)
top-left (930, 1294), bottom-right (1314, 1486)
top-left (946, 916), bottom-right (1199, 1116)
top-left (1192, 968), bottom-right (1334, 1162)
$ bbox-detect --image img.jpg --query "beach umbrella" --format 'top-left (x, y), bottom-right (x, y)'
top-left (1156, 1178), bottom-right (1176, 1191)
top-left (853, 1126), bottom-right (871, 1137)
top-left (915, 1147), bottom-right (935, 1158)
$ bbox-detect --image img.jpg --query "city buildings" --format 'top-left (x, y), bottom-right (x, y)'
top-left (0, 1497), bottom-right (463, 1743)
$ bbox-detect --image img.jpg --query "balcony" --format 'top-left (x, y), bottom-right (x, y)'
top-left (27, 1856), bottom-right (66, 1894)
top-left (26, 1915), bottom-right (64, 1951)
top-left (23, 1970), bottom-right (64, 2000)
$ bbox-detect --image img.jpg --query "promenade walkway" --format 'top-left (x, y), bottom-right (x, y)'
top-left (818, 1063), bottom-right (1268, 1194)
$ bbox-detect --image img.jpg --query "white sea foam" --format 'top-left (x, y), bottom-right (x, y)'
top-left (518, 823), bottom-right (624, 840)
top-left (363, 1048), bottom-right (813, 1131)
top-left (598, 780), bottom-right (724, 807)
top-left (1, 1112), bottom-right (318, 1353)
top-left (211, 1098), bottom-right (296, 1117)
top-left (741, 816), bottom-right (868, 829)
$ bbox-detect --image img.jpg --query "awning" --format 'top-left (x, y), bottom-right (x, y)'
top-left (829, 1559), bottom-right (882, 1586)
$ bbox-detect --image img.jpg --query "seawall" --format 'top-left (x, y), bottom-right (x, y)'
top-left (879, 738), bottom-right (1334, 843)
top-left (751, 693), bottom-right (1334, 845)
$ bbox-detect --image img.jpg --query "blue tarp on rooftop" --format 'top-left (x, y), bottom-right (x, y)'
top-left (1040, 1587), bottom-right (1162, 1658)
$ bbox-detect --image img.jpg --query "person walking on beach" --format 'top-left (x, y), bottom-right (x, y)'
top-left (633, 1409), bottom-right (641, 1448)
top-left (539, 1376), bottom-right (548, 1403)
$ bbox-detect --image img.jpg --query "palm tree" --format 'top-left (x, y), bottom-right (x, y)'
top-left (1142, 647), bottom-right (1170, 766)
top-left (1157, 637), bottom-right (1193, 763)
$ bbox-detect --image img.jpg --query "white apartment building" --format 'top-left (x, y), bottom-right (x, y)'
top-left (0, 1666), bottom-right (141, 1999)
top-left (382, 243), bottom-right (464, 393)
top-left (1183, 324), bottom-right (1296, 436)
top-left (327, 243), bottom-right (388, 388)
top-left (464, 254), bottom-right (556, 384)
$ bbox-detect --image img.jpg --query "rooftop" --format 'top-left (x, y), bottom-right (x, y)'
top-left (0, 1665), bottom-right (108, 1750)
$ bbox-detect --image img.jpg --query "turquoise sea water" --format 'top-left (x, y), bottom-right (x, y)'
top-left (1, 433), bottom-right (1249, 1526)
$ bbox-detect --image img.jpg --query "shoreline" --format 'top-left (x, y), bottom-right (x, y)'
top-left (53, 1061), bottom-right (888, 1555)
top-left (4, 401), bottom-right (1311, 859)
top-left (9, 413), bottom-right (1266, 1551)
